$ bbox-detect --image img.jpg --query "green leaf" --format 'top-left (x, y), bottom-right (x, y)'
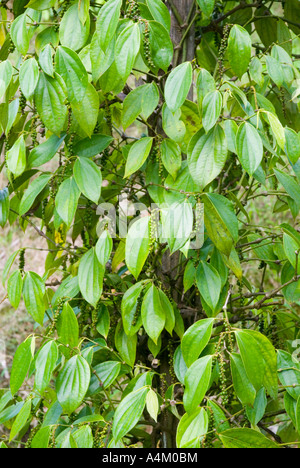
top-left (59, 3), bottom-right (90, 51)
top-left (236, 122), bottom-right (263, 175)
top-left (165, 62), bottom-right (193, 112)
top-left (11, 14), bottom-right (29, 55)
top-left (6, 135), bottom-right (26, 177)
top-left (161, 200), bottom-right (194, 254)
top-left (145, 21), bottom-right (173, 72)
top-left (96, 230), bottom-right (113, 267)
top-left (158, 288), bottom-right (175, 336)
top-left (97, 0), bottom-right (122, 51)
top-left (227, 25), bottom-right (251, 78)
top-left (146, 0), bottom-right (171, 31)
top-left (181, 318), bottom-right (214, 367)
top-left (28, 134), bottom-right (66, 168)
top-left (19, 173), bottom-right (52, 216)
top-left (112, 387), bottom-right (149, 441)
top-left (39, 44), bottom-right (54, 77)
top-left (19, 58), bottom-right (39, 100)
top-left (141, 285), bottom-right (166, 345)
top-left (56, 355), bottom-right (91, 414)
top-left (187, 126), bottom-right (227, 191)
top-left (141, 387), bottom-right (158, 423)
top-left (23, 272), bottom-right (45, 325)
top-left (34, 340), bottom-right (59, 394)
top-left (72, 425), bottom-right (93, 448)
top-left (124, 137), bottom-right (153, 178)
top-left (246, 388), bottom-right (267, 426)
top-left (55, 177), bottom-right (80, 226)
top-left (57, 302), bottom-right (79, 355)
top-left (266, 56), bottom-right (283, 89)
top-left (115, 321), bottom-right (137, 367)
top-left (202, 193), bottom-right (238, 256)
top-left (7, 270), bottom-right (23, 309)
top-left (196, 261), bottom-right (222, 312)
top-left (10, 399), bottom-right (31, 442)
top-left (0, 188), bottom-right (10, 228)
top-left (249, 56), bottom-right (264, 86)
top-left (2, 251), bottom-right (19, 286)
top-left (219, 428), bottom-right (279, 448)
top-left (183, 355), bottom-right (213, 414)
top-left (26, 0), bottom-right (56, 9)
top-left (55, 46), bottom-right (88, 103)
top-left (125, 217), bottom-right (151, 280)
top-left (207, 400), bottom-right (230, 433)
top-left (197, 68), bottom-right (216, 117)
top-left (196, 0), bottom-right (215, 17)
top-left (230, 352), bottom-right (256, 407)
top-left (31, 426), bottom-right (51, 449)
top-left (283, 233), bottom-right (300, 271)
top-left (141, 82), bottom-right (160, 120)
top-left (90, 32), bottom-right (115, 82)
top-left (96, 304), bottom-right (110, 338)
top-left (72, 83), bottom-right (100, 137)
top-left (10, 337), bottom-right (34, 395)
top-left (267, 112), bottom-right (285, 150)
top-left (235, 330), bottom-right (278, 399)
top-left (122, 85), bottom-right (147, 130)
top-left (274, 169), bottom-right (300, 212)
top-left (115, 22), bottom-right (141, 80)
top-left (160, 139), bottom-right (181, 180)
top-left (71, 82), bottom-right (99, 137)
top-left (296, 396), bottom-right (300, 434)
top-left (174, 346), bottom-right (188, 384)
top-left (176, 407), bottom-right (208, 448)
top-left (277, 350), bottom-right (300, 401)
top-left (121, 282), bottom-right (145, 336)
top-left (78, 0), bottom-right (90, 25)
top-left (78, 248), bottom-right (104, 307)
top-left (202, 90), bottom-right (222, 132)
top-left (73, 134), bottom-right (113, 158)
top-left (34, 73), bottom-right (67, 135)
top-left (74, 157), bottom-right (102, 204)
top-left (162, 105), bottom-right (186, 143)
top-left (285, 128), bottom-right (300, 165)
top-left (91, 361), bottom-right (121, 391)
top-left (0, 60), bottom-right (13, 100)
top-left (0, 402), bottom-right (23, 426)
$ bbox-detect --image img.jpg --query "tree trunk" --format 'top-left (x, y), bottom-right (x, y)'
top-left (158, 0), bottom-right (196, 449)
top-left (167, 0), bottom-right (196, 63)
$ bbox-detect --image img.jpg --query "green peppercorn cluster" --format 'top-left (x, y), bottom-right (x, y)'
top-left (167, 339), bottom-right (176, 384)
top-left (267, 314), bottom-right (280, 348)
top-left (20, 92), bottom-right (27, 115)
top-left (132, 289), bottom-right (144, 327)
top-left (105, 99), bottom-right (112, 134)
top-left (101, 148), bottom-right (110, 168)
top-left (25, 424), bottom-right (40, 448)
top-left (46, 299), bottom-right (64, 337)
top-left (8, 35), bottom-right (15, 54)
top-left (143, 22), bottom-right (155, 69)
top-left (60, 0), bottom-right (71, 17)
top-left (218, 24), bottom-right (231, 80)
top-left (66, 133), bottom-right (75, 156)
top-left (150, 209), bottom-right (159, 249)
top-left (19, 248), bottom-right (26, 274)
top-left (127, 0), bottom-right (140, 20)
top-left (93, 422), bottom-right (110, 448)
top-left (203, 407), bottom-right (215, 448)
top-left (218, 353), bottom-right (229, 406)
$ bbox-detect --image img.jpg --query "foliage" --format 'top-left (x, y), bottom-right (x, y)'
top-left (0, 0), bottom-right (300, 449)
